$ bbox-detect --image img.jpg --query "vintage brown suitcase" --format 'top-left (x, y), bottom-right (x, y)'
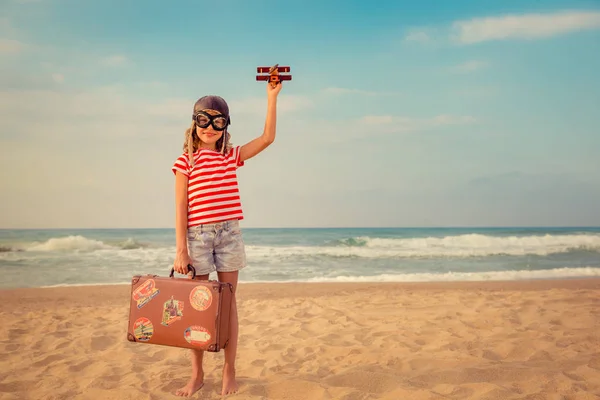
top-left (126, 265), bottom-right (233, 352)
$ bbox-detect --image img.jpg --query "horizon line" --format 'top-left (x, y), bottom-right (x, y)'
top-left (2, 225), bottom-right (600, 230)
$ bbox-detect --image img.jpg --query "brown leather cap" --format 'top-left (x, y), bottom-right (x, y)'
top-left (193, 95), bottom-right (230, 124)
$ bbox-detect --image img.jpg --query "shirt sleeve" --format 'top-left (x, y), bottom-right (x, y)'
top-left (172, 154), bottom-right (190, 176)
top-left (232, 146), bottom-right (245, 168)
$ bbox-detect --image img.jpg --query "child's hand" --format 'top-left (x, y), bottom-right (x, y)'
top-left (267, 81), bottom-right (283, 98)
top-left (173, 251), bottom-right (193, 276)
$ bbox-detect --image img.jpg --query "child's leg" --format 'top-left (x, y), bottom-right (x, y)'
top-left (175, 349), bottom-right (205, 397)
top-left (217, 270), bottom-right (239, 396)
top-left (175, 270), bottom-right (210, 396)
top-left (213, 219), bottom-right (246, 395)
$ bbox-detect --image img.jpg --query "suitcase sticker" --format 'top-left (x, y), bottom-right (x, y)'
top-left (133, 317), bottom-right (154, 342)
top-left (190, 285), bottom-right (212, 311)
top-left (184, 325), bottom-right (212, 346)
top-left (126, 265), bottom-right (233, 352)
top-left (132, 279), bottom-right (160, 309)
top-left (161, 296), bottom-right (184, 327)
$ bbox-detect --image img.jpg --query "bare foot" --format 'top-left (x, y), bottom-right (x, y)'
top-left (222, 365), bottom-right (239, 396)
top-left (175, 377), bottom-right (204, 397)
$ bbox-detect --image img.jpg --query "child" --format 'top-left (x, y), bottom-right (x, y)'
top-left (171, 80), bottom-right (282, 397)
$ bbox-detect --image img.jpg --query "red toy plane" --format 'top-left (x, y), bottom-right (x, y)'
top-left (256, 64), bottom-right (292, 87)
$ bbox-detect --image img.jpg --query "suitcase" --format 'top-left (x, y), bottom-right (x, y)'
top-left (126, 265), bottom-right (233, 352)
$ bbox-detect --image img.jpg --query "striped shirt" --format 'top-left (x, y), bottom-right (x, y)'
top-left (172, 146), bottom-right (245, 227)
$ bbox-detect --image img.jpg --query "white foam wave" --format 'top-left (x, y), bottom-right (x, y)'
top-left (10, 233), bottom-right (600, 260)
top-left (303, 267), bottom-right (600, 283)
top-left (23, 235), bottom-right (145, 252)
top-left (247, 233), bottom-right (600, 259)
top-left (33, 267), bottom-right (600, 288)
top-left (27, 236), bottom-right (110, 252)
top-left (40, 282), bottom-right (131, 288)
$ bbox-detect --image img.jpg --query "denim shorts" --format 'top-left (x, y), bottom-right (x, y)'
top-left (187, 219), bottom-right (247, 276)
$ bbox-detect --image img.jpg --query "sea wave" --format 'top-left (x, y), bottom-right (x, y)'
top-left (248, 233), bottom-right (600, 259)
top-left (20, 235), bottom-right (147, 252)
top-left (34, 266), bottom-right (600, 287)
top-left (303, 267), bottom-right (600, 283)
top-left (4, 232), bottom-right (600, 260)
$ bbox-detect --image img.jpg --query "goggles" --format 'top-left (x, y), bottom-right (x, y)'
top-left (193, 111), bottom-right (229, 131)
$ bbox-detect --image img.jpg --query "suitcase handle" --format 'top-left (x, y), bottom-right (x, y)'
top-left (169, 264), bottom-right (196, 279)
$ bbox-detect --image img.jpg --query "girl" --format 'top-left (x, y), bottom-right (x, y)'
top-left (171, 81), bottom-right (283, 397)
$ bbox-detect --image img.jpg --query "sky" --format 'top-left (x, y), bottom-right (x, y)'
top-left (1, 0), bottom-right (600, 229)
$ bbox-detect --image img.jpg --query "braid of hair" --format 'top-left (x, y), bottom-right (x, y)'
top-left (184, 121), bottom-right (196, 167)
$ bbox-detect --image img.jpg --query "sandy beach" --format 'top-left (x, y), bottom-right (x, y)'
top-left (1, 278), bottom-right (599, 399)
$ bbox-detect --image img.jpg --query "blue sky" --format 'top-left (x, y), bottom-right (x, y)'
top-left (1, 0), bottom-right (599, 228)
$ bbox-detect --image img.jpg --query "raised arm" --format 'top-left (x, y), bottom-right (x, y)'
top-left (239, 82), bottom-right (283, 162)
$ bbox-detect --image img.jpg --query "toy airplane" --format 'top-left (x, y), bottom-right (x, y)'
top-left (256, 64), bottom-right (292, 87)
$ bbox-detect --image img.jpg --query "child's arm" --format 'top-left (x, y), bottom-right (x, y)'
top-left (239, 83), bottom-right (283, 162)
top-left (173, 171), bottom-right (191, 274)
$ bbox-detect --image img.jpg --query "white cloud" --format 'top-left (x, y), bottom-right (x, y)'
top-left (359, 114), bottom-right (476, 133)
top-left (451, 60), bottom-right (489, 73)
top-left (278, 95), bottom-right (313, 112)
top-left (101, 55), bottom-right (130, 67)
top-left (453, 86), bottom-right (499, 97)
top-left (404, 30), bottom-right (432, 43)
top-left (136, 81), bottom-right (169, 90)
top-left (322, 87), bottom-right (400, 97)
top-left (0, 18), bottom-right (13, 34)
top-left (51, 73), bottom-right (64, 83)
top-left (0, 86), bottom-right (192, 140)
top-left (404, 10), bottom-right (600, 45)
top-left (452, 10), bottom-right (600, 44)
top-left (228, 94), bottom-right (313, 116)
top-left (431, 114), bottom-right (477, 125)
top-left (323, 87), bottom-right (378, 96)
top-left (360, 115), bottom-right (394, 125)
top-left (0, 86), bottom-right (314, 143)
top-left (0, 38), bottom-right (24, 53)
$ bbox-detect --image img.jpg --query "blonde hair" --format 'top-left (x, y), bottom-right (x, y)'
top-left (183, 109), bottom-right (232, 167)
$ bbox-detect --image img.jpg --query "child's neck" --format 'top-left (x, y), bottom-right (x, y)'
top-left (198, 145), bottom-right (217, 151)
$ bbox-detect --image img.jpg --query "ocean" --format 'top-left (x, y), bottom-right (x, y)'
top-left (1, 227), bottom-right (600, 290)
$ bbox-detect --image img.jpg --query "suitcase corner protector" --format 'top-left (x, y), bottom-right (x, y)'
top-left (127, 333), bottom-right (137, 342)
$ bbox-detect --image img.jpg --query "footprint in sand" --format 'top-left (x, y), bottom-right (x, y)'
top-left (445, 386), bottom-right (475, 398)
top-left (291, 329), bottom-right (313, 339)
top-left (587, 355), bottom-right (600, 370)
top-left (54, 340), bottom-right (70, 351)
top-left (324, 368), bottom-right (400, 394)
top-left (482, 350), bottom-right (503, 361)
top-left (8, 328), bottom-right (27, 341)
top-left (247, 383), bottom-right (268, 397)
top-left (528, 350), bottom-right (554, 362)
top-left (563, 371), bottom-right (585, 382)
top-left (90, 335), bottom-right (112, 351)
top-left (32, 354), bottom-right (63, 368)
top-left (57, 321), bottom-right (73, 330)
top-left (555, 338), bottom-right (576, 348)
top-left (68, 359), bottom-right (95, 372)
top-left (4, 343), bottom-right (19, 352)
top-left (88, 374), bottom-right (122, 390)
top-left (0, 380), bottom-right (38, 394)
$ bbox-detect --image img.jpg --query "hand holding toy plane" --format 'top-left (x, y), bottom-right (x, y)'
top-left (256, 64), bottom-right (292, 88)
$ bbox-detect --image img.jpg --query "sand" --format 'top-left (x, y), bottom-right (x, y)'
top-left (1, 278), bottom-right (599, 400)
